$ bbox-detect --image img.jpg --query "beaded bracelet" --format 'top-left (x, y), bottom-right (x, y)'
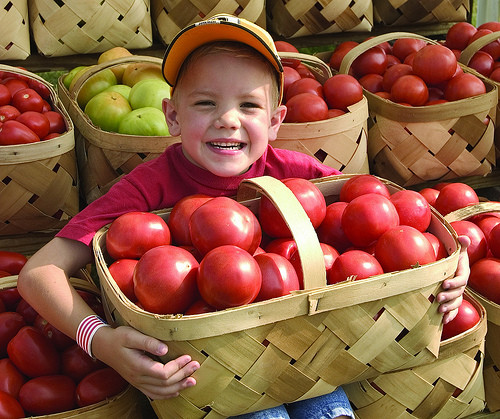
top-left (76, 315), bottom-right (110, 358)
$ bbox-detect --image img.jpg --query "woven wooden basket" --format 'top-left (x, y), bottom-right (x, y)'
top-left (372, 0), bottom-right (470, 26)
top-left (266, 0), bottom-right (373, 39)
top-left (94, 174), bottom-right (460, 418)
top-left (344, 289), bottom-right (486, 419)
top-left (58, 56), bottom-right (180, 205)
top-left (0, 66), bottom-right (79, 236)
top-left (445, 201), bottom-right (500, 413)
top-left (275, 52), bottom-right (370, 174)
top-left (151, 0), bottom-right (266, 46)
top-left (338, 33), bottom-right (498, 188)
top-left (28, 0), bottom-right (153, 57)
top-left (0, 0), bottom-right (30, 60)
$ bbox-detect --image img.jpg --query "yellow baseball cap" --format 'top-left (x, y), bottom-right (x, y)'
top-left (162, 14), bottom-right (284, 102)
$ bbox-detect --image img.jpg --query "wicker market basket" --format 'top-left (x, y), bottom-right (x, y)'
top-left (151, 0), bottom-right (266, 46)
top-left (94, 174), bottom-right (460, 418)
top-left (338, 33), bottom-right (498, 188)
top-left (266, 0), bottom-right (373, 39)
top-left (372, 0), bottom-right (470, 27)
top-left (28, 0), bottom-right (153, 57)
top-left (275, 52), bottom-right (369, 174)
top-left (445, 201), bottom-right (500, 413)
top-left (58, 56), bottom-right (180, 205)
top-left (344, 289), bottom-right (487, 419)
top-left (0, 0), bottom-right (30, 60)
top-left (0, 66), bottom-right (79, 236)
top-left (0, 275), bottom-right (149, 418)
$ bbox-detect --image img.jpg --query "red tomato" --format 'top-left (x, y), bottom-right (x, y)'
top-left (41, 99), bottom-right (52, 113)
top-left (327, 250), bottom-right (383, 284)
top-left (427, 87), bottom-right (445, 102)
top-left (386, 54), bottom-right (401, 67)
top-left (189, 197), bottom-right (261, 256)
top-left (283, 66), bottom-right (301, 95)
top-left (18, 375), bottom-right (76, 415)
top-left (0, 312), bottom-right (26, 357)
top-left (351, 46), bottom-right (387, 78)
top-left (441, 299), bottom-right (480, 340)
top-left (316, 201), bottom-right (352, 253)
top-left (412, 44), bottom-right (457, 85)
top-left (0, 359), bottom-right (25, 399)
top-left (390, 190), bottom-right (431, 232)
top-left (339, 174), bottom-right (391, 202)
top-left (0, 390), bottom-right (24, 419)
top-left (450, 220), bottom-right (487, 266)
top-left (40, 320), bottom-right (75, 351)
top-left (11, 88), bottom-right (44, 113)
top-left (445, 22), bottom-right (477, 50)
top-left (168, 194), bottom-right (213, 246)
top-left (423, 232), bottom-right (448, 260)
top-left (0, 105), bottom-right (21, 123)
top-left (468, 51), bottom-right (494, 77)
top-left (62, 344), bottom-right (105, 382)
top-left (76, 368), bottom-right (128, 407)
top-left (487, 223), bottom-right (500, 259)
top-left (392, 38), bottom-right (427, 62)
top-left (27, 78), bottom-right (51, 101)
top-left (7, 326), bottom-right (60, 377)
top-left (491, 67), bottom-right (500, 83)
top-left (264, 238), bottom-right (297, 260)
top-left (478, 21), bottom-right (500, 32)
top-left (259, 178), bottom-right (326, 238)
top-left (15, 111), bottom-right (50, 139)
top-left (133, 245), bottom-right (199, 314)
top-left (254, 252), bottom-right (300, 300)
top-left (0, 251), bottom-right (27, 275)
top-left (184, 299), bottom-right (216, 315)
top-left (0, 120), bottom-right (39, 145)
top-left (0, 288), bottom-right (21, 312)
top-left (419, 187), bottom-right (440, 206)
top-left (359, 73), bottom-right (384, 93)
top-left (444, 73), bottom-right (486, 101)
top-left (328, 108), bottom-right (346, 118)
top-left (43, 110), bottom-right (66, 134)
top-left (108, 258), bottom-right (138, 302)
top-left (475, 216), bottom-right (500, 244)
top-left (468, 257), bottom-right (500, 304)
top-left (289, 243), bottom-right (338, 289)
top-left (275, 41), bottom-right (300, 68)
top-left (15, 299), bottom-right (38, 324)
top-left (0, 85), bottom-right (10, 106)
top-left (285, 78), bottom-right (323, 102)
top-left (0, 299), bottom-right (4, 313)
top-left (382, 64), bottom-right (414, 92)
top-left (197, 245), bottom-right (261, 309)
top-left (341, 193), bottom-right (400, 247)
top-left (390, 75), bottom-right (429, 106)
top-left (328, 41), bottom-right (359, 71)
top-left (433, 183), bottom-right (479, 216)
top-left (106, 211), bottom-right (171, 260)
top-left (295, 63), bottom-right (315, 79)
top-left (2, 78), bottom-right (29, 97)
top-left (323, 74), bottom-right (363, 111)
top-left (375, 225), bottom-right (436, 272)
top-left (284, 92), bottom-right (329, 123)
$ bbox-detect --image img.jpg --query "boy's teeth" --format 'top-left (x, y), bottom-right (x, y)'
top-left (210, 142), bottom-right (242, 149)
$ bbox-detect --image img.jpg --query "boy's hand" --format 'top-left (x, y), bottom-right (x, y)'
top-left (437, 235), bottom-right (471, 324)
top-left (92, 325), bottom-right (200, 399)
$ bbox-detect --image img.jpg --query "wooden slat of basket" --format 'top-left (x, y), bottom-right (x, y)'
top-left (0, 0), bottom-right (30, 60)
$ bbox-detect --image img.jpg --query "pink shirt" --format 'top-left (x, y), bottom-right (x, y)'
top-left (57, 143), bottom-right (341, 246)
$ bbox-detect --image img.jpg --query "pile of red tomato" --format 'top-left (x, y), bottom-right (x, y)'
top-left (0, 251), bottom-right (128, 417)
top-left (0, 69), bottom-right (67, 145)
top-left (274, 41), bottom-right (364, 123)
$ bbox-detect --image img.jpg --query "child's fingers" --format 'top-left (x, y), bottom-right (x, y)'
top-left (442, 308), bottom-right (459, 325)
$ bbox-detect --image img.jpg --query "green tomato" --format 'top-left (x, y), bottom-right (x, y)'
top-left (63, 66), bottom-right (89, 89)
top-left (118, 107), bottom-right (169, 136)
top-left (75, 68), bottom-right (118, 109)
top-left (104, 84), bottom-right (132, 101)
top-left (84, 91), bottom-right (132, 132)
top-left (128, 79), bottom-right (171, 110)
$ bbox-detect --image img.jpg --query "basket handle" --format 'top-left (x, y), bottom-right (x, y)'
top-left (279, 51), bottom-right (332, 83)
top-left (237, 176), bottom-right (326, 291)
top-left (444, 201), bottom-right (500, 223)
top-left (459, 31), bottom-right (500, 66)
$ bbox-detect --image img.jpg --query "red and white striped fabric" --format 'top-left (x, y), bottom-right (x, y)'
top-left (76, 315), bottom-right (109, 358)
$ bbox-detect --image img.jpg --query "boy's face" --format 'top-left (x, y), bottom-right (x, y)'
top-left (163, 52), bottom-right (286, 177)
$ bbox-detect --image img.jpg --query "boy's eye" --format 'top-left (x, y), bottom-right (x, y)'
top-left (195, 100), bottom-right (215, 106)
top-left (241, 102), bottom-right (260, 109)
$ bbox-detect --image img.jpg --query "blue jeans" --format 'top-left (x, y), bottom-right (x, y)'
top-left (231, 387), bottom-right (354, 419)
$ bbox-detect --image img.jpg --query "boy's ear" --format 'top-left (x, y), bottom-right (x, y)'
top-left (162, 98), bottom-right (181, 136)
top-left (268, 105), bottom-right (287, 142)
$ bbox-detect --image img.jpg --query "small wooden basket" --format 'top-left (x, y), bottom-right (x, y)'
top-left (344, 289), bottom-right (487, 419)
top-left (275, 52), bottom-right (370, 174)
top-left (266, 0), bottom-right (373, 39)
top-left (151, 0), bottom-right (266, 46)
top-left (28, 0), bottom-right (153, 57)
top-left (0, 65), bottom-right (79, 236)
top-left (0, 0), bottom-right (30, 60)
top-left (338, 33), bottom-right (498, 187)
top-left (445, 201), bottom-right (500, 413)
top-left (94, 174), bottom-right (460, 418)
top-left (58, 56), bottom-right (180, 205)
top-left (372, 0), bottom-right (470, 26)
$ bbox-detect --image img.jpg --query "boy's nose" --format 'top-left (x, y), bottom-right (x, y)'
top-left (215, 108), bottom-right (241, 129)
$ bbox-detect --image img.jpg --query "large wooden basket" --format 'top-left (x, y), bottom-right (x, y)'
top-left (94, 174), bottom-right (460, 418)
top-left (58, 56), bottom-right (180, 205)
top-left (0, 0), bottom-right (30, 60)
top-left (151, 0), bottom-right (266, 46)
top-left (344, 289), bottom-right (487, 419)
top-left (372, 0), bottom-right (470, 26)
top-left (275, 52), bottom-right (370, 174)
top-left (0, 66), bottom-right (79, 236)
top-left (338, 33), bottom-right (498, 188)
top-left (28, 0), bottom-right (153, 57)
top-left (266, 0), bottom-right (373, 38)
top-left (445, 201), bottom-right (500, 413)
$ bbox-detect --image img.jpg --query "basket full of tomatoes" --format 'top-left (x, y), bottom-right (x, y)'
top-left (93, 173), bottom-right (461, 418)
top-left (0, 65), bottom-right (79, 236)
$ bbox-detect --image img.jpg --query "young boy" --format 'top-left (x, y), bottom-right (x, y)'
top-left (18, 14), bottom-right (470, 419)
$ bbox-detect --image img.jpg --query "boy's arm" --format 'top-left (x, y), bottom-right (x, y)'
top-left (17, 237), bottom-right (199, 399)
